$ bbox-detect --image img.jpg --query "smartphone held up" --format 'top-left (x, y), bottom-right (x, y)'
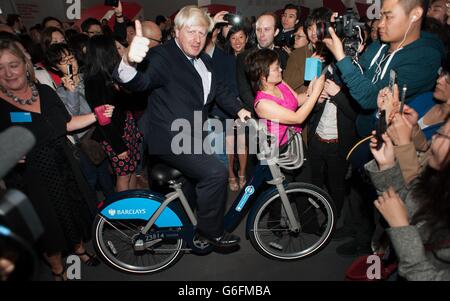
top-left (104, 0), bottom-right (119, 7)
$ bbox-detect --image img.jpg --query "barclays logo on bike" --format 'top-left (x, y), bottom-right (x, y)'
top-left (235, 186), bottom-right (255, 212)
top-left (107, 208), bottom-right (146, 216)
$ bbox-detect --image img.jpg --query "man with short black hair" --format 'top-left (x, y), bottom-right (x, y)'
top-left (81, 18), bottom-right (103, 37)
top-left (428, 0), bottom-right (447, 24)
top-left (42, 17), bottom-right (63, 30)
top-left (323, 0), bottom-right (445, 256)
top-left (275, 4), bottom-right (301, 48)
top-left (6, 14), bottom-right (25, 34)
top-left (325, 0), bottom-right (445, 137)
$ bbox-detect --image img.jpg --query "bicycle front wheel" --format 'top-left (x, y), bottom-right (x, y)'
top-left (93, 215), bottom-right (185, 274)
top-left (248, 182), bottom-right (336, 260)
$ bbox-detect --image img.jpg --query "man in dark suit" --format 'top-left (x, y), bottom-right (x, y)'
top-left (115, 6), bottom-right (251, 248)
top-left (236, 12), bottom-right (289, 115)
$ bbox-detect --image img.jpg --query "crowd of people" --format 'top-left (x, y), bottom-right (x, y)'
top-left (0, 0), bottom-right (449, 281)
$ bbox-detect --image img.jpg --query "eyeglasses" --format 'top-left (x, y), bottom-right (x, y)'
top-left (148, 37), bottom-right (162, 44)
top-left (88, 31), bottom-right (102, 36)
top-left (59, 55), bottom-right (75, 65)
top-left (438, 67), bottom-right (450, 84)
top-left (294, 34), bottom-right (307, 40)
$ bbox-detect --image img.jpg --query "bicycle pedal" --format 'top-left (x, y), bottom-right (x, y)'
top-left (107, 240), bottom-right (118, 255)
top-left (193, 237), bottom-right (210, 250)
top-left (269, 241), bottom-right (283, 251)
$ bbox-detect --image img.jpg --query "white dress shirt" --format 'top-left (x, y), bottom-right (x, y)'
top-left (117, 39), bottom-right (212, 104)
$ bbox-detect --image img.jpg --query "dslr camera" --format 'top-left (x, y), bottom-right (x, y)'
top-left (316, 9), bottom-right (365, 58)
top-left (275, 33), bottom-right (296, 49)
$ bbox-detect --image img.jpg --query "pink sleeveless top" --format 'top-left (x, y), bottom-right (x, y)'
top-left (254, 83), bottom-right (302, 145)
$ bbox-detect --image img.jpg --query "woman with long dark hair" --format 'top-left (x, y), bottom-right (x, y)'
top-left (84, 35), bottom-right (142, 192)
top-left (222, 25), bottom-right (249, 191)
top-left (225, 25), bottom-right (248, 56)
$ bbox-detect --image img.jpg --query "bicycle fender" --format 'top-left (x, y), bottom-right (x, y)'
top-left (98, 190), bottom-right (183, 228)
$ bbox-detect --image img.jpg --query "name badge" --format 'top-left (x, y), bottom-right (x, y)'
top-left (10, 112), bottom-right (32, 123)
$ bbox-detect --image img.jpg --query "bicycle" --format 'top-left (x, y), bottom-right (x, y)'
top-left (92, 119), bottom-right (336, 274)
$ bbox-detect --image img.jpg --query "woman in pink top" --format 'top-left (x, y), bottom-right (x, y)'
top-left (245, 48), bottom-right (325, 146)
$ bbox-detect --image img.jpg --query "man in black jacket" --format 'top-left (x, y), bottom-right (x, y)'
top-left (308, 75), bottom-right (358, 219)
top-left (236, 12), bottom-right (289, 114)
top-left (115, 6), bottom-right (251, 248)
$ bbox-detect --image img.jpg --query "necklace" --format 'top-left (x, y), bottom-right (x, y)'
top-left (0, 82), bottom-right (39, 105)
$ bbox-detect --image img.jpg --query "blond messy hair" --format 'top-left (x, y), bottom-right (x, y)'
top-left (174, 5), bottom-right (214, 32)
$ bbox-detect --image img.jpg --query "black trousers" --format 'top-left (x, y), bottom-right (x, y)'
top-left (309, 134), bottom-right (348, 217)
top-left (157, 153), bottom-right (228, 238)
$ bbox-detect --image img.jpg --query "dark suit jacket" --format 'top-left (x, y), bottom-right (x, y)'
top-left (209, 46), bottom-right (240, 120)
top-left (114, 39), bottom-right (242, 155)
top-left (308, 90), bottom-right (359, 157)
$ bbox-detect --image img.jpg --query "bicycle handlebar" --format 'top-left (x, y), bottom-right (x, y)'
top-left (235, 118), bottom-right (279, 160)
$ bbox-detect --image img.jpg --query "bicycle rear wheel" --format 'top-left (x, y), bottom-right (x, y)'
top-left (248, 182), bottom-right (336, 260)
top-left (93, 215), bottom-right (185, 274)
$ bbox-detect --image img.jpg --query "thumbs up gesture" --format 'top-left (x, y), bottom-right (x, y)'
top-left (126, 20), bottom-right (150, 64)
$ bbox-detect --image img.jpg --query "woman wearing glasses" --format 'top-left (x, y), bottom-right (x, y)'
top-left (46, 43), bottom-right (115, 197)
top-left (404, 58), bottom-right (450, 141)
top-left (284, 24), bottom-right (313, 94)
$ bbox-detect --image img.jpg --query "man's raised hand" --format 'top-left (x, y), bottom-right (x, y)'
top-left (126, 20), bottom-right (150, 64)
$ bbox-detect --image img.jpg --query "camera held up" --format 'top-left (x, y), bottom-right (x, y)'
top-left (316, 9), bottom-right (365, 58)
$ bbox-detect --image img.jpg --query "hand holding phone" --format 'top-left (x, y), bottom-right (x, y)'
top-left (67, 64), bottom-right (73, 79)
top-left (399, 84), bottom-right (407, 114)
top-left (375, 110), bottom-right (387, 150)
top-left (389, 69), bottom-right (397, 95)
top-left (104, 0), bottom-right (119, 7)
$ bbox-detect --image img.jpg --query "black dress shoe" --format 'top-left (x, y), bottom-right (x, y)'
top-left (332, 227), bottom-right (356, 241)
top-left (198, 232), bottom-right (240, 248)
top-left (336, 239), bottom-right (372, 258)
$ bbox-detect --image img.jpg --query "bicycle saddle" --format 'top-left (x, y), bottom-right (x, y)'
top-left (150, 163), bottom-right (184, 186)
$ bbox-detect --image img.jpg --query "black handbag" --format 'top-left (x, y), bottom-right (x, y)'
top-left (79, 128), bottom-right (107, 165)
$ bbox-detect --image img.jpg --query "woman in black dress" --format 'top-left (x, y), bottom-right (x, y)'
top-left (0, 39), bottom-right (114, 280)
top-left (84, 35), bottom-right (142, 192)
